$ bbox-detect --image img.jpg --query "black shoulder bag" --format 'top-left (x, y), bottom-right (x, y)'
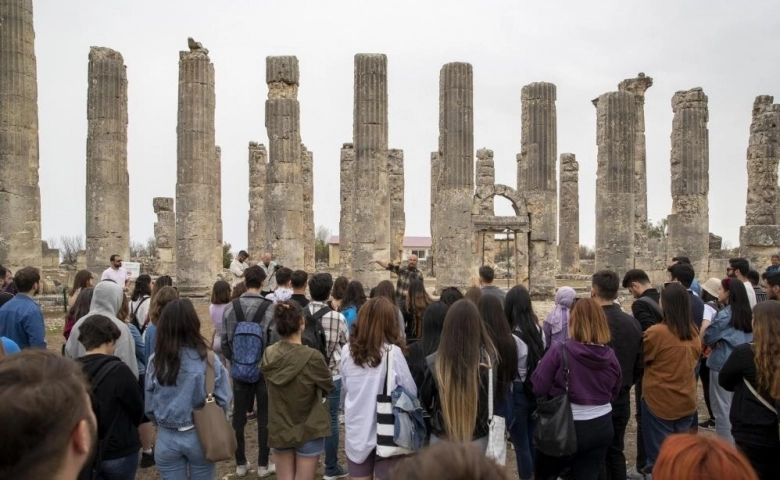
top-left (532, 343), bottom-right (577, 456)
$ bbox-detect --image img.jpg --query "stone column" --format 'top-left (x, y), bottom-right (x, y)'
top-left (667, 88), bottom-right (710, 274)
top-left (740, 95), bottom-right (780, 267)
top-left (247, 142), bottom-right (267, 258)
top-left (0, 0), bottom-right (42, 269)
top-left (436, 62), bottom-right (474, 292)
top-left (338, 143), bottom-right (355, 276)
top-left (175, 38), bottom-right (218, 293)
top-left (558, 153), bottom-right (580, 273)
top-left (618, 73), bottom-right (653, 256)
top-left (264, 56), bottom-right (304, 268)
top-left (515, 153), bottom-right (530, 286)
top-left (429, 151), bottom-right (440, 278)
top-left (520, 82), bottom-right (557, 297)
top-left (389, 148), bottom-right (405, 262)
top-left (85, 47), bottom-right (130, 271)
top-left (476, 149), bottom-right (496, 265)
top-left (593, 91), bottom-right (636, 275)
top-left (302, 144), bottom-right (315, 272)
top-left (215, 145), bottom-right (223, 272)
top-left (153, 197), bottom-right (176, 276)
top-left (353, 54), bottom-right (390, 287)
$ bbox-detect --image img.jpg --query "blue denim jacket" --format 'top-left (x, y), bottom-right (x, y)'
top-left (145, 348), bottom-right (232, 429)
top-left (703, 305), bottom-right (753, 371)
top-left (128, 323), bottom-right (146, 376)
top-left (391, 384), bottom-right (426, 451)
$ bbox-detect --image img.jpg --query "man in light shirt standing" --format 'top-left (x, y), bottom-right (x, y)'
top-left (101, 254), bottom-right (130, 289)
top-left (258, 252), bottom-right (280, 297)
top-left (727, 257), bottom-right (757, 308)
top-left (230, 250), bottom-right (250, 286)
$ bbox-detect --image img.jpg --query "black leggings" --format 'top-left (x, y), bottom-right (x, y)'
top-left (536, 412), bottom-right (614, 480)
top-left (699, 358), bottom-right (714, 419)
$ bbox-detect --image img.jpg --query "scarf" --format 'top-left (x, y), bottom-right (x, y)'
top-left (544, 287), bottom-right (577, 335)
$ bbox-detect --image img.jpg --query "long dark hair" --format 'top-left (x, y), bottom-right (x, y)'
top-left (661, 283), bottom-right (697, 341)
top-left (727, 280), bottom-right (753, 333)
top-left (504, 285), bottom-right (544, 377)
top-left (374, 280), bottom-right (396, 304)
top-left (406, 280), bottom-right (432, 338)
top-left (70, 270), bottom-right (93, 295)
top-left (340, 280), bottom-right (366, 312)
top-left (67, 287), bottom-right (94, 322)
top-left (131, 274), bottom-right (152, 301)
top-left (478, 295), bottom-right (518, 403)
top-left (420, 301), bottom-right (448, 357)
top-left (153, 299), bottom-right (209, 386)
top-left (349, 297), bottom-right (405, 368)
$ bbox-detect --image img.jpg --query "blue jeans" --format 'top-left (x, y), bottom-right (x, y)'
top-left (97, 452), bottom-right (138, 480)
top-left (640, 399), bottom-right (694, 475)
top-left (325, 377), bottom-right (342, 475)
top-left (155, 427), bottom-right (215, 480)
top-left (508, 384), bottom-right (535, 480)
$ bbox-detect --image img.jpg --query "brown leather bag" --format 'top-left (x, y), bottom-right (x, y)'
top-left (193, 355), bottom-right (237, 462)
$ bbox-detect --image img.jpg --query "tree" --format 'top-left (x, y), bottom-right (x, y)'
top-left (223, 242), bottom-right (233, 269)
top-left (315, 225), bottom-right (331, 264)
top-left (145, 236), bottom-right (157, 258)
top-left (579, 244), bottom-right (595, 260)
top-left (129, 240), bottom-right (147, 259)
top-left (647, 218), bottom-right (668, 239)
top-left (58, 235), bottom-right (84, 265)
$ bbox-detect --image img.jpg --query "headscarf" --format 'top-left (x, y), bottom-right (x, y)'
top-left (544, 286), bottom-right (577, 335)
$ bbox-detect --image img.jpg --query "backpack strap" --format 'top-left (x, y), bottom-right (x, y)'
top-left (743, 377), bottom-right (777, 414)
top-left (309, 305), bottom-right (332, 322)
top-left (232, 298), bottom-right (246, 323)
top-left (251, 299), bottom-right (272, 324)
top-left (131, 296), bottom-right (149, 316)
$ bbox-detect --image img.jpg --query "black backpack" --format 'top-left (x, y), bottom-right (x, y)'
top-left (303, 306), bottom-right (331, 362)
top-left (129, 296), bottom-right (149, 331)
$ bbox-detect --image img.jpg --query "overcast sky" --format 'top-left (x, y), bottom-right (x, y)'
top-left (35, 0), bottom-right (780, 253)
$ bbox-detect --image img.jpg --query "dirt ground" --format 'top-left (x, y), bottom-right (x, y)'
top-left (43, 299), bottom-right (713, 479)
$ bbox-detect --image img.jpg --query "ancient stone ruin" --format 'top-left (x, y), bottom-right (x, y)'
top-left (85, 46), bottom-right (130, 272)
top-left (1, 1), bottom-right (777, 299)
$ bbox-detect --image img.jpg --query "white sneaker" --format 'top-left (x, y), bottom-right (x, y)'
top-left (236, 462), bottom-right (250, 478)
top-left (627, 465), bottom-right (644, 480)
top-left (258, 463), bottom-right (276, 478)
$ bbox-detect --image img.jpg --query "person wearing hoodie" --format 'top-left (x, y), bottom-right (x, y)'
top-left (532, 298), bottom-right (622, 480)
top-left (65, 280), bottom-right (139, 379)
top-left (77, 315), bottom-right (144, 480)
top-left (260, 301), bottom-right (333, 480)
top-left (641, 283), bottom-right (702, 477)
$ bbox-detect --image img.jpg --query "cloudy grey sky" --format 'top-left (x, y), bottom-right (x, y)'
top-left (35, 0), bottom-right (780, 253)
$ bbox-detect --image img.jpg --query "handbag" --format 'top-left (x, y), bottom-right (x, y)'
top-left (532, 343), bottom-right (577, 456)
top-left (193, 355), bottom-right (237, 462)
top-left (376, 346), bottom-right (415, 458)
top-left (485, 356), bottom-right (507, 465)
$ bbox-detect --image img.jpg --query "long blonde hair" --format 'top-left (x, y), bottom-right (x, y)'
top-left (434, 299), bottom-right (496, 443)
top-left (752, 301), bottom-right (780, 398)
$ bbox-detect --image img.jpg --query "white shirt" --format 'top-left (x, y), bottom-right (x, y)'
top-left (259, 261), bottom-right (278, 291)
top-left (229, 260), bottom-right (249, 286)
top-left (703, 303), bottom-right (717, 322)
top-left (131, 296), bottom-right (151, 326)
top-left (341, 343), bottom-right (416, 464)
top-left (743, 280), bottom-right (757, 309)
top-left (101, 267), bottom-right (129, 286)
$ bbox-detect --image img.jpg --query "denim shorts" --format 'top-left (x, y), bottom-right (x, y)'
top-left (272, 437), bottom-right (325, 458)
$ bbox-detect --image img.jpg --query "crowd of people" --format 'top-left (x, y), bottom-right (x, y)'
top-left (0, 251), bottom-right (779, 480)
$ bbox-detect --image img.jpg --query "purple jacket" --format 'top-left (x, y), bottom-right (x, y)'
top-left (531, 341), bottom-right (622, 405)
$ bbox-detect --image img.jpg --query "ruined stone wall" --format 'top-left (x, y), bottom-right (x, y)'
top-left (436, 62), bottom-right (475, 292)
top-left (247, 142), bottom-right (267, 259)
top-left (519, 82), bottom-right (557, 297)
top-left (175, 39), bottom-right (218, 293)
top-left (153, 197), bottom-right (175, 276)
top-left (302, 144), bottom-right (315, 271)
top-left (85, 47), bottom-right (130, 271)
top-left (476, 149), bottom-right (496, 265)
top-left (558, 153), bottom-right (580, 273)
top-left (352, 54), bottom-right (390, 287)
top-left (618, 73), bottom-right (653, 257)
top-left (740, 95), bottom-right (780, 267)
top-left (0, 0), bottom-right (42, 269)
top-left (264, 56), bottom-right (304, 269)
top-left (338, 143), bottom-right (355, 277)
top-left (389, 149), bottom-right (405, 263)
top-left (593, 91), bottom-right (636, 275)
top-left (667, 88), bottom-right (709, 274)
